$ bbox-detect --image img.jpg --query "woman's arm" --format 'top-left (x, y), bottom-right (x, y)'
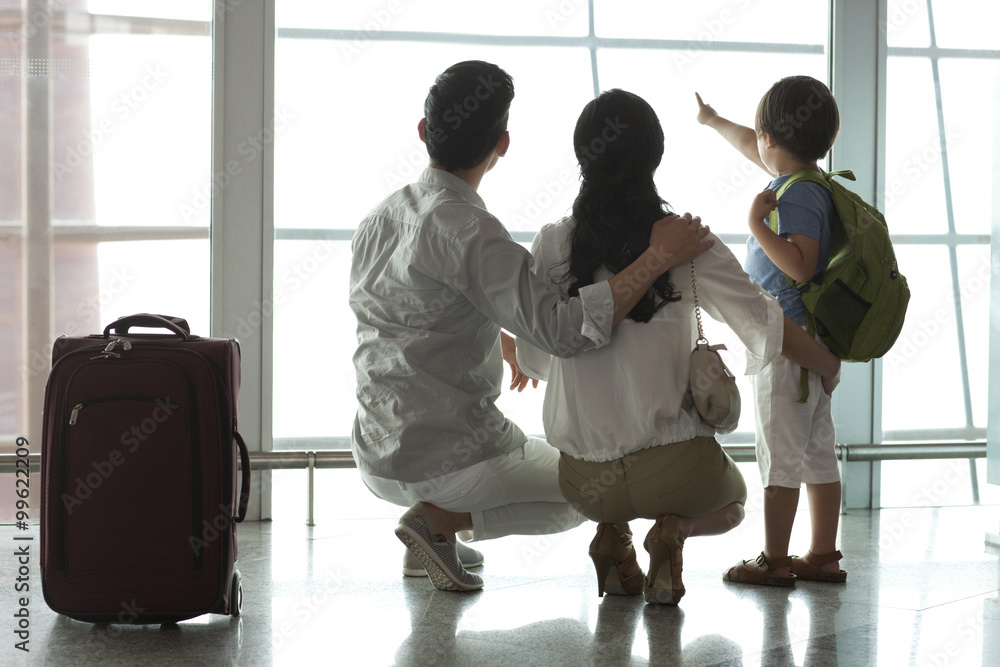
top-left (692, 239), bottom-right (838, 393)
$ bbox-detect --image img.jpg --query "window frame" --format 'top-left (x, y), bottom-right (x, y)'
top-left (217, 0), bottom-right (994, 515)
top-left (10, 1), bottom-right (991, 517)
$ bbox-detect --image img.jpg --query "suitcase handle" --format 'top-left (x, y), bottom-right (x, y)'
top-left (234, 431), bottom-right (251, 523)
top-left (104, 314), bottom-right (191, 340)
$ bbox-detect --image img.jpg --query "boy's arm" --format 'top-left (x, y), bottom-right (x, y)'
top-left (695, 93), bottom-right (771, 175)
top-left (780, 318), bottom-right (841, 393)
top-left (748, 190), bottom-right (820, 284)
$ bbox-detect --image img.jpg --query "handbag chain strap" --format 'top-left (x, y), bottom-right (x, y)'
top-left (690, 261), bottom-right (708, 344)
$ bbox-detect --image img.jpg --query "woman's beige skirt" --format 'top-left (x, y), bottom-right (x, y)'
top-left (558, 436), bottom-right (747, 523)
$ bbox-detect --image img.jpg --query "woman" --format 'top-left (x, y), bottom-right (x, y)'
top-left (516, 89), bottom-right (840, 604)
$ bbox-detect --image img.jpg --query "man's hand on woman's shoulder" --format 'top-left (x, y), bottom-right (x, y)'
top-left (648, 212), bottom-right (714, 273)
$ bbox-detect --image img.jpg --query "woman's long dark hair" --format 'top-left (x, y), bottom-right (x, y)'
top-left (568, 89), bottom-right (680, 323)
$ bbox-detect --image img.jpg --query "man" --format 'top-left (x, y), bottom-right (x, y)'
top-left (350, 60), bottom-right (711, 591)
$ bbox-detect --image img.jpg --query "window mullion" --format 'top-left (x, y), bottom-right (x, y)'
top-left (22, 0), bottom-right (54, 451)
top-left (212, 0), bottom-right (275, 521)
top-left (830, 0), bottom-right (886, 508)
top-left (923, 2), bottom-right (974, 432)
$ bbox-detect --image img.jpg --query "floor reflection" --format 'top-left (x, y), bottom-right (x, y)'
top-left (10, 504), bottom-right (1000, 666)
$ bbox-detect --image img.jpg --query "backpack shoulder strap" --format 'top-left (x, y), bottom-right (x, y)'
top-left (766, 169), bottom-right (833, 290)
top-left (827, 169), bottom-right (856, 182)
top-left (768, 169), bottom-right (830, 235)
top-left (771, 168), bottom-right (832, 202)
top-left (764, 168), bottom-right (845, 404)
top-left (766, 167), bottom-right (850, 242)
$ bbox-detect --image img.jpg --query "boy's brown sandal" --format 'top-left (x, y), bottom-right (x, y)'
top-left (724, 552), bottom-right (796, 587)
top-left (790, 550), bottom-right (847, 582)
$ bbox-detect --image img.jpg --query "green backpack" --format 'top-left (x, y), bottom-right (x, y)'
top-left (769, 169), bottom-right (910, 400)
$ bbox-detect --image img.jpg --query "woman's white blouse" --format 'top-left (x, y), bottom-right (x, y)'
top-left (516, 216), bottom-right (784, 463)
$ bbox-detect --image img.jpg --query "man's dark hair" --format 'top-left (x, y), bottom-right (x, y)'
top-left (422, 60), bottom-right (515, 171)
top-left (755, 75), bottom-right (840, 163)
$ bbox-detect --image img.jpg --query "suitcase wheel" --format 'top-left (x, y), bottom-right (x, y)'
top-left (230, 570), bottom-right (243, 617)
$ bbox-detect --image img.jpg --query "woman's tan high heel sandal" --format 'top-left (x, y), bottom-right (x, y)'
top-left (644, 515), bottom-right (686, 605)
top-left (589, 523), bottom-right (644, 597)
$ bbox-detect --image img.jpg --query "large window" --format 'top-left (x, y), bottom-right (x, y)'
top-left (269, 0), bottom-right (830, 518)
top-left (1, 0), bottom-right (212, 518)
top-left (877, 0), bottom-right (999, 506)
top-left (270, 0), bottom-right (829, 449)
top-left (7, 2), bottom-right (997, 520)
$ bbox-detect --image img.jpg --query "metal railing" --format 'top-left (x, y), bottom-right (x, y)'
top-left (4, 442), bottom-right (986, 525)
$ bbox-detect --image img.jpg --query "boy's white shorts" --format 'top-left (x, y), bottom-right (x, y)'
top-left (752, 348), bottom-right (839, 489)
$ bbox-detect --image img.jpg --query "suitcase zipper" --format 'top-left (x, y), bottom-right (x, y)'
top-left (90, 338), bottom-right (132, 360)
top-left (67, 395), bottom-right (164, 426)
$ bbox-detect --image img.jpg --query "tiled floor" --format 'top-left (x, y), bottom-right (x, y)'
top-left (4, 496), bottom-right (1000, 666)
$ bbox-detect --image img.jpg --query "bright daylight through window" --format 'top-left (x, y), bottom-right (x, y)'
top-left (2, 1), bottom-right (997, 521)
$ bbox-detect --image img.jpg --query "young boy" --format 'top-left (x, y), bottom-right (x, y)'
top-left (695, 76), bottom-right (847, 585)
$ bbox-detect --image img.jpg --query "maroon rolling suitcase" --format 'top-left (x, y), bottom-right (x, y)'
top-left (40, 314), bottom-right (250, 623)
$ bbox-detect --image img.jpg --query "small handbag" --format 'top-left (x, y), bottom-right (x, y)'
top-left (688, 261), bottom-right (741, 434)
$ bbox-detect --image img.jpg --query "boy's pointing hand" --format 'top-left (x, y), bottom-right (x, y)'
top-left (695, 92), bottom-right (718, 126)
